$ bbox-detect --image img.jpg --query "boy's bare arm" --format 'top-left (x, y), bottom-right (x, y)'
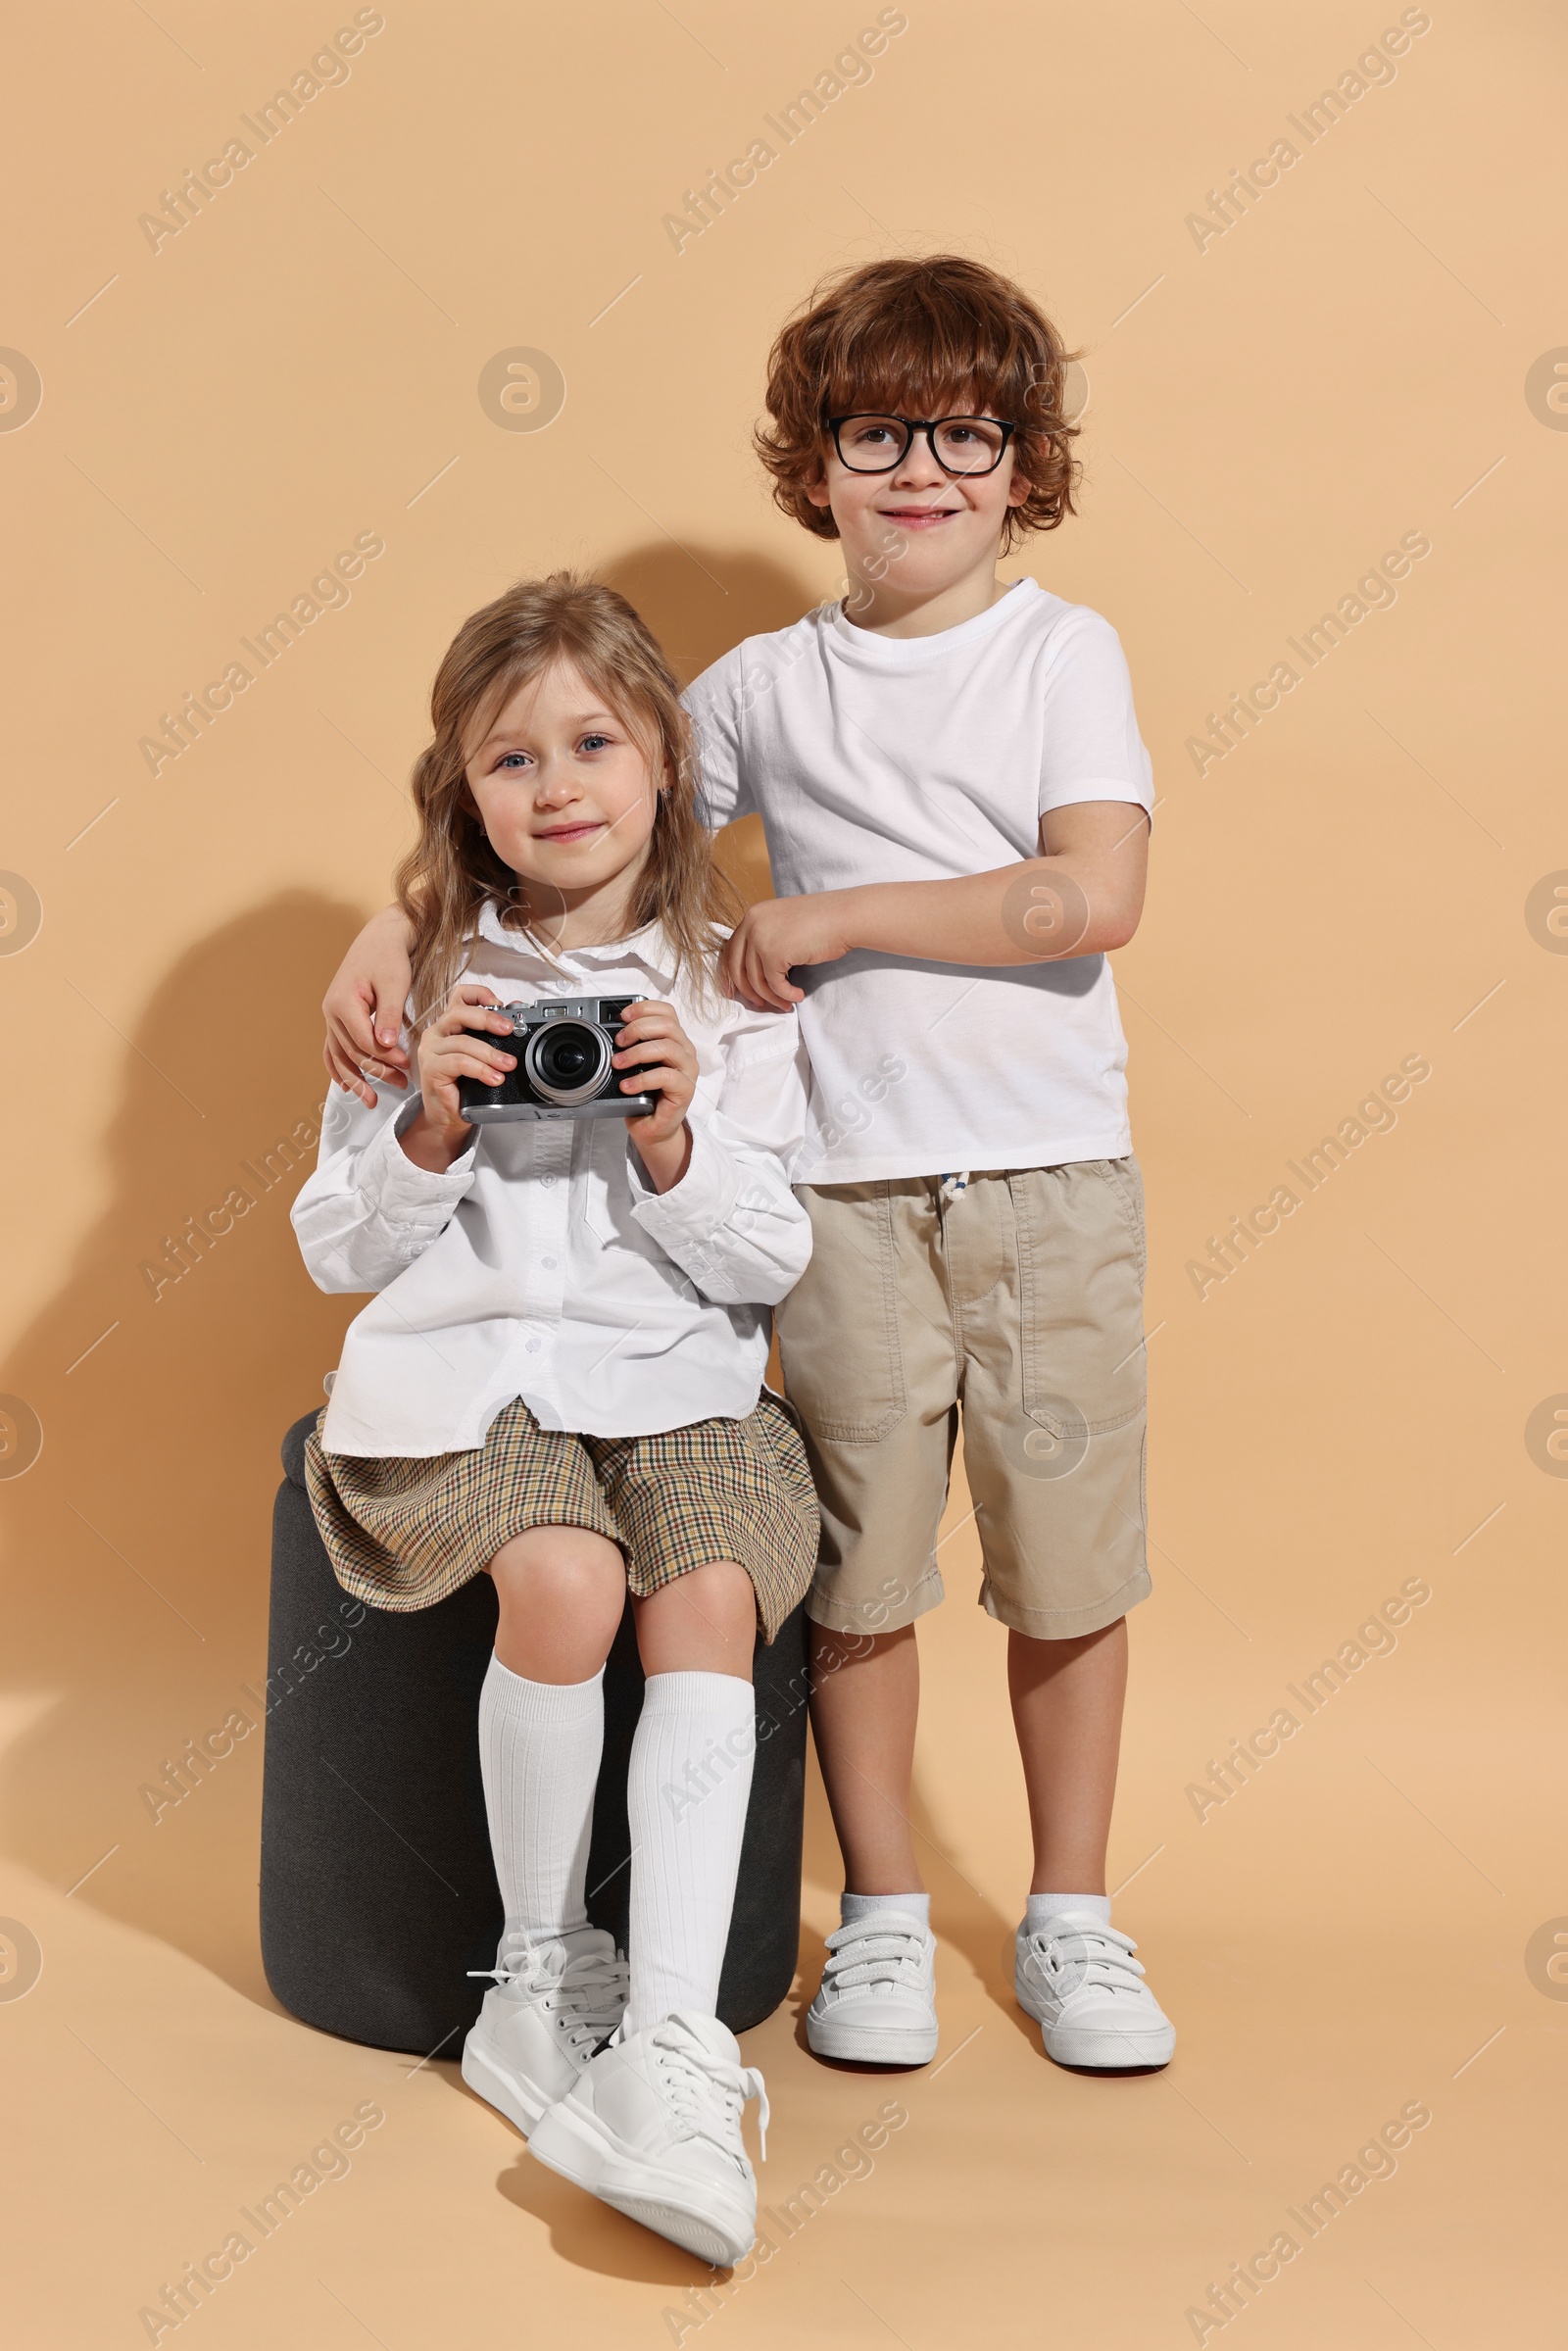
top-left (719, 801), bottom-right (1150, 1011)
top-left (323, 904), bottom-right (416, 1104)
top-left (325, 804), bottom-right (1149, 1057)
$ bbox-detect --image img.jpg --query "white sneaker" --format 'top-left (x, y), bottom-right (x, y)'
top-left (461, 1924), bottom-right (628, 2135)
top-left (1014, 1912), bottom-right (1176, 2069)
top-left (528, 2009), bottom-right (768, 2266)
top-left (806, 1910), bottom-right (939, 2065)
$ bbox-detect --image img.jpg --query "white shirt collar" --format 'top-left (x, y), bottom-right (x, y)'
top-left (825, 574), bottom-right (1038, 665)
top-left (472, 903), bottom-right (679, 987)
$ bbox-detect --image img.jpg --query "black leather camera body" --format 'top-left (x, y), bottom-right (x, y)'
top-left (456, 998), bottom-right (657, 1125)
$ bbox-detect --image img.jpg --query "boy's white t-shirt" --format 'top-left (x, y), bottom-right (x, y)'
top-left (683, 577), bottom-right (1154, 1184)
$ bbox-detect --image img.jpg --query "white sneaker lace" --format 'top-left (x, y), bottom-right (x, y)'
top-left (650, 2024), bottom-right (769, 2165)
top-left (817, 1912), bottom-right (931, 1998)
top-left (1020, 1921), bottom-right (1151, 2007)
top-left (467, 1933), bottom-right (629, 2057)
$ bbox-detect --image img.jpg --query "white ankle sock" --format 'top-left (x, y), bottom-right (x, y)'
top-left (477, 1656), bottom-right (604, 1939)
top-left (842, 1890), bottom-right (930, 1930)
top-left (623, 1670), bottom-right (756, 2037)
top-left (1025, 1890), bottom-right (1111, 1931)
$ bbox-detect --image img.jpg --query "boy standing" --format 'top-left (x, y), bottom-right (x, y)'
top-left (324, 254), bottom-right (1173, 2071)
top-left (700, 257), bottom-right (1172, 2071)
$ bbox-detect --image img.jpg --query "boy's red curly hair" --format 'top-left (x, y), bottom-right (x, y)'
top-left (755, 254), bottom-right (1080, 555)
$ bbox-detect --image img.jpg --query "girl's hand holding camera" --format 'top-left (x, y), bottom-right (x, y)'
top-left (400, 984), bottom-right (696, 1192)
top-left (611, 997), bottom-right (697, 1193)
top-left (401, 984), bottom-right (517, 1172)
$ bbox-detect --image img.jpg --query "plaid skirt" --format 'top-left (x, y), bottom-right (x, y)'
top-left (305, 1392), bottom-right (819, 1644)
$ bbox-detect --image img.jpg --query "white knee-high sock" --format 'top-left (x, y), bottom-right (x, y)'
top-left (477, 1656), bottom-right (604, 1940)
top-left (624, 1670), bottom-right (756, 2036)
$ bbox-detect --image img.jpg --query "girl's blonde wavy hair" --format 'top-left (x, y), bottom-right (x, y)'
top-left (394, 572), bottom-right (739, 1022)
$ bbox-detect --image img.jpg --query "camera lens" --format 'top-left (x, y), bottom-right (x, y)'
top-left (524, 1018), bottom-right (612, 1106)
top-left (538, 1030), bottom-right (594, 1085)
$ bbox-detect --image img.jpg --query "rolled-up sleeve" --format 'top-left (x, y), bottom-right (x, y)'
top-left (291, 1082), bottom-right (477, 1295)
top-left (629, 1012), bottom-right (810, 1305)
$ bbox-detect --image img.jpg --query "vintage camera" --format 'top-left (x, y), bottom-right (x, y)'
top-left (457, 997), bottom-right (656, 1125)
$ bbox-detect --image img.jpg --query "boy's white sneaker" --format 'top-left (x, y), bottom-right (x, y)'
top-left (461, 1924), bottom-right (628, 2135)
top-left (1014, 1911), bottom-right (1176, 2069)
top-left (527, 2009), bottom-right (767, 2266)
top-left (806, 1910), bottom-right (939, 2065)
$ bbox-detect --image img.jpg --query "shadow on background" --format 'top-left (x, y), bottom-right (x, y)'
top-left (603, 540), bottom-right (820, 908)
top-left (0, 891), bottom-right (368, 2003)
top-left (601, 539), bottom-right (817, 686)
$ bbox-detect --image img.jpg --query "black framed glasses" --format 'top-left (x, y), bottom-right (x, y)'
top-left (828, 414), bottom-right (1017, 477)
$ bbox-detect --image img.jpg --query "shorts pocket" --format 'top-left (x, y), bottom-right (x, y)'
top-left (1008, 1160), bottom-right (1147, 1438)
top-left (775, 1183), bottom-right (907, 1445)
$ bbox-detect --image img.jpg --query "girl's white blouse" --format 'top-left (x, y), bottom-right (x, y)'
top-left (292, 911), bottom-right (812, 1456)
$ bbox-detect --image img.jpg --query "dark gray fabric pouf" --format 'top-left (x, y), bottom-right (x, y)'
top-left (260, 1413), bottom-right (810, 2056)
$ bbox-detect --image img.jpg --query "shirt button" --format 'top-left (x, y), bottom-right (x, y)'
top-left (541, 1255), bottom-right (558, 1270)
top-left (525, 1337), bottom-right (542, 1354)
top-left (540, 1176), bottom-right (555, 1188)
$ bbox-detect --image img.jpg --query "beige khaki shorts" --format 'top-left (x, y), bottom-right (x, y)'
top-left (774, 1162), bottom-right (1152, 1641)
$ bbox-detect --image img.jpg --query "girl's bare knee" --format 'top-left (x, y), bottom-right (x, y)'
top-left (487, 1526), bottom-right (625, 1647)
top-left (489, 1524), bottom-right (620, 1587)
top-left (681, 1557), bottom-right (755, 1625)
top-left (633, 1559), bottom-right (757, 1675)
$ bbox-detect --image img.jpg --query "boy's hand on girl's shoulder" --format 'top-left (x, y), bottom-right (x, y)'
top-left (322, 906), bottom-right (416, 1106)
top-left (719, 893), bottom-right (853, 1011)
top-left (324, 984), bottom-right (411, 1106)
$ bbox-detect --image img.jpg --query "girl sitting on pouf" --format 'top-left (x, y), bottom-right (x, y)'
top-left (292, 573), bottom-right (814, 2266)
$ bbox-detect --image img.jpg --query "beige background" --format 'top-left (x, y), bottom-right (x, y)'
top-left (3, 2), bottom-right (1565, 2342)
